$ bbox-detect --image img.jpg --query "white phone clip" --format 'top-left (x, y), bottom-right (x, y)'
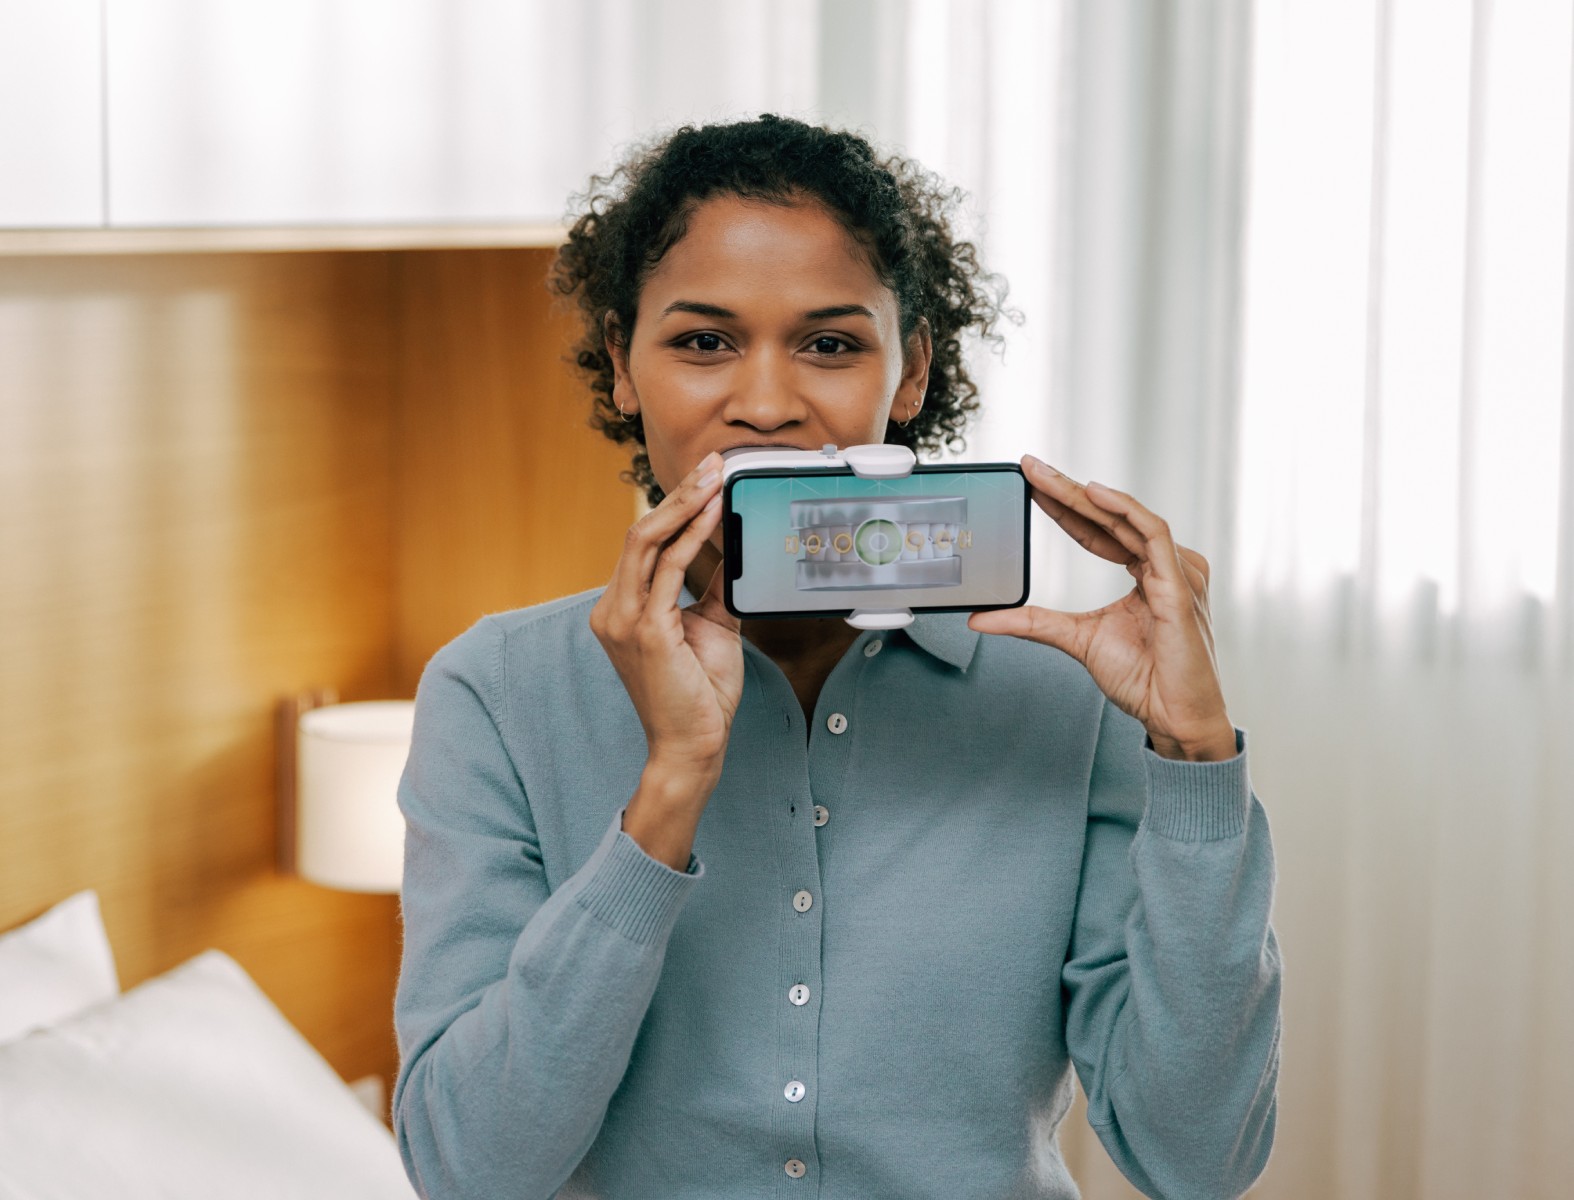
top-left (721, 443), bottom-right (920, 630)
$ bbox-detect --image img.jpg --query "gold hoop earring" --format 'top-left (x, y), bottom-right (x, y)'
top-left (897, 405), bottom-right (921, 430)
top-left (616, 400), bottom-right (635, 424)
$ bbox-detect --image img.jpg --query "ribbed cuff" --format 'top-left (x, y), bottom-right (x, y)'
top-left (1141, 728), bottom-right (1251, 842)
top-left (572, 809), bottom-right (703, 945)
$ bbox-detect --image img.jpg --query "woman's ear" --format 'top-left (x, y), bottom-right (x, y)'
top-left (894, 318), bottom-right (933, 424)
top-left (604, 312), bottom-right (640, 419)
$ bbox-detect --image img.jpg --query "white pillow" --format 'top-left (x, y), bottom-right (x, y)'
top-left (0, 949), bottom-right (416, 1200)
top-left (0, 890), bottom-right (119, 1044)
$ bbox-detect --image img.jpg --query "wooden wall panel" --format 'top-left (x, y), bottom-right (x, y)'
top-left (393, 249), bottom-right (636, 693)
top-left (0, 252), bottom-right (402, 1099)
top-left (0, 244), bottom-right (640, 1124)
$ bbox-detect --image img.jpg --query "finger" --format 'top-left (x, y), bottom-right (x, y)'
top-left (1022, 453), bottom-right (1084, 489)
top-left (1177, 544), bottom-right (1211, 587)
top-left (631, 453), bottom-right (723, 570)
top-left (605, 453), bottom-right (722, 621)
top-left (1176, 551), bottom-right (1207, 599)
top-left (1168, 557), bottom-right (1220, 672)
top-left (1032, 490), bottom-right (1133, 565)
top-left (1172, 546), bottom-right (1219, 658)
top-left (1083, 480), bottom-right (1190, 589)
top-left (689, 559), bottom-right (742, 635)
top-left (647, 490), bottom-right (725, 614)
top-left (1129, 541), bottom-right (1210, 609)
top-left (1022, 456), bottom-right (1149, 562)
top-left (968, 605), bottom-right (1084, 657)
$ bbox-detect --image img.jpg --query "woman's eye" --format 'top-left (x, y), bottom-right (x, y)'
top-left (810, 336), bottom-right (850, 355)
top-left (684, 332), bottom-right (725, 353)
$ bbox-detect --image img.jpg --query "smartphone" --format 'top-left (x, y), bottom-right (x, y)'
top-left (722, 461), bottom-right (1030, 619)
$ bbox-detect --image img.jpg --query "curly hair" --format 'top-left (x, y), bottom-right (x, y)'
top-left (549, 113), bottom-right (1012, 506)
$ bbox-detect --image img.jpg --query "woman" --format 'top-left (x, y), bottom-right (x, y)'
top-left (393, 115), bottom-right (1281, 1200)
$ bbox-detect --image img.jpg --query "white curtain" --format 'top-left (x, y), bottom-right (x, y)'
top-left (1225, 3), bottom-right (1574, 1199)
top-left (962, 1), bottom-right (1574, 1196)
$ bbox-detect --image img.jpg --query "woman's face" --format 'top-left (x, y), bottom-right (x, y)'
top-left (608, 194), bottom-right (931, 498)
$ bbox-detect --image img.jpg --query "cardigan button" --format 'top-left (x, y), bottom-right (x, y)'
top-left (785, 1159), bottom-right (807, 1178)
top-left (826, 712), bottom-right (848, 734)
top-left (813, 805), bottom-right (829, 827)
top-left (792, 889), bottom-right (813, 913)
top-left (785, 1080), bottom-right (806, 1103)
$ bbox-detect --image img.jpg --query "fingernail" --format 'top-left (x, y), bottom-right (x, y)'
top-left (703, 493), bottom-right (721, 512)
top-left (696, 470), bottom-right (719, 489)
top-left (1025, 455), bottom-right (1060, 477)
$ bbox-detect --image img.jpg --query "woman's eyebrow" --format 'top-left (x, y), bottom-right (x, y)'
top-left (661, 300), bottom-right (735, 319)
top-left (658, 300), bottom-right (878, 322)
top-left (802, 304), bottom-right (876, 321)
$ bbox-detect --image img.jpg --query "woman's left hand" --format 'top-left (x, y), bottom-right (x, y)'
top-left (967, 454), bottom-right (1238, 762)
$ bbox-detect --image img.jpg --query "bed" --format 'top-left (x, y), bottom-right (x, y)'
top-left (0, 891), bottom-right (417, 1199)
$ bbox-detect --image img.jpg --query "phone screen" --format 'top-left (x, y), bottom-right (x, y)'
top-left (724, 463), bottom-right (1029, 617)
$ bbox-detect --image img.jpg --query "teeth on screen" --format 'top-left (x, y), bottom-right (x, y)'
top-left (798, 520), bottom-right (969, 566)
top-left (830, 526), bottom-right (852, 563)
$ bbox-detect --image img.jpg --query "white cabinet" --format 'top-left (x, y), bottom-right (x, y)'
top-left (105, 0), bottom-right (593, 227)
top-left (0, 0), bottom-right (105, 228)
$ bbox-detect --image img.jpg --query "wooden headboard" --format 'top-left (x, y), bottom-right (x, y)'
top-left (0, 246), bottom-right (633, 1109)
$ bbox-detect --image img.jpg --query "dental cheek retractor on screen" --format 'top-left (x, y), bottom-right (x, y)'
top-left (788, 495), bottom-right (968, 590)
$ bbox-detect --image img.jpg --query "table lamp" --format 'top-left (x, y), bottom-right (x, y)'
top-left (278, 694), bottom-right (413, 893)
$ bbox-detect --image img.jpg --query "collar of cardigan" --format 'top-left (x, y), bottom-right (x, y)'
top-left (676, 586), bottom-right (980, 673)
top-left (902, 610), bottom-right (979, 672)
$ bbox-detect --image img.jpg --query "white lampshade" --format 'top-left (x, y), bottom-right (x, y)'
top-left (296, 701), bottom-right (414, 893)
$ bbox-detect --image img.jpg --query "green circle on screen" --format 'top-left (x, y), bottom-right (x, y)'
top-left (855, 519), bottom-right (903, 566)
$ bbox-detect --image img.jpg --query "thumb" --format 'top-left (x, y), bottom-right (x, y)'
top-left (968, 605), bottom-right (1083, 656)
top-left (690, 562), bottom-right (742, 635)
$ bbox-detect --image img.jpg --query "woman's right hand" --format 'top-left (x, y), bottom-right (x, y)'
top-left (589, 451), bottom-right (743, 788)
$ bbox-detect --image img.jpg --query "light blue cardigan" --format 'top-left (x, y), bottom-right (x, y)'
top-left (392, 587), bottom-right (1281, 1199)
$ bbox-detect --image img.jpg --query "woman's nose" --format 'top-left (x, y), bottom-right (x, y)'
top-left (722, 350), bottom-right (806, 430)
